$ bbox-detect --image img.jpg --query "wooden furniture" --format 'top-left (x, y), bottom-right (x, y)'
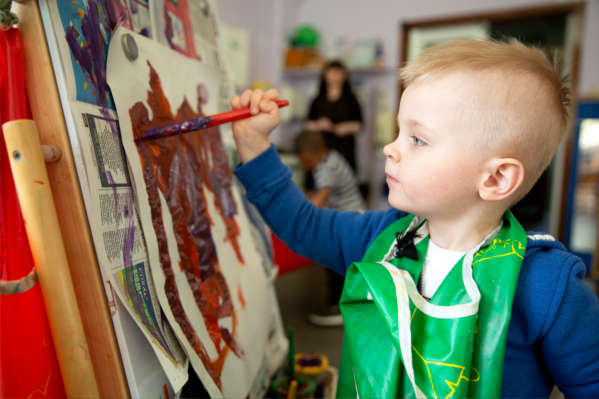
top-left (14, 2), bottom-right (129, 397)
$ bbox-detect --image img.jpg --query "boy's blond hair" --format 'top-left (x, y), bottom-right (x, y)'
top-left (400, 38), bottom-right (570, 196)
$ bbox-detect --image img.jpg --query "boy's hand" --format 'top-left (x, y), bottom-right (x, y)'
top-left (231, 89), bottom-right (280, 163)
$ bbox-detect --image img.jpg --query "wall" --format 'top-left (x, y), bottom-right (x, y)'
top-left (285, 0), bottom-right (599, 101)
top-left (220, 0), bottom-right (599, 95)
top-left (218, 0), bottom-right (279, 88)
top-left (218, 0), bottom-right (599, 213)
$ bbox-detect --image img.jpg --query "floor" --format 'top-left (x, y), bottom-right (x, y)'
top-left (274, 264), bottom-right (344, 369)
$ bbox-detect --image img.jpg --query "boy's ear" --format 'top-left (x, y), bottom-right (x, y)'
top-left (478, 158), bottom-right (525, 201)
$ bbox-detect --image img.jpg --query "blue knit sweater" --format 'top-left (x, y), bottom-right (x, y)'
top-left (235, 146), bottom-right (599, 398)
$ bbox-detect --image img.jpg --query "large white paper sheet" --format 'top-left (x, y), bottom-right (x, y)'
top-left (107, 28), bottom-right (286, 398)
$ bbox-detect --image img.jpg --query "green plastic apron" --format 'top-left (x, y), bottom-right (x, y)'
top-left (338, 211), bottom-right (526, 398)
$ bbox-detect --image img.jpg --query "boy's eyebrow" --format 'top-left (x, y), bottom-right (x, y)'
top-left (404, 119), bottom-right (435, 137)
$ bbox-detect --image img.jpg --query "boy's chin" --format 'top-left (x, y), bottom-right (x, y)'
top-left (387, 196), bottom-right (427, 217)
top-left (387, 196), bottom-right (412, 213)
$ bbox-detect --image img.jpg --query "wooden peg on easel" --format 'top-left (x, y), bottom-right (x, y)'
top-left (41, 144), bottom-right (62, 162)
top-left (3, 119), bottom-right (100, 399)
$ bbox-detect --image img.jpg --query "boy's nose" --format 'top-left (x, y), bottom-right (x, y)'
top-left (383, 142), bottom-right (401, 162)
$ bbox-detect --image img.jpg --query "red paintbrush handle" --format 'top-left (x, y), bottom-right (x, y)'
top-left (206, 99), bottom-right (289, 127)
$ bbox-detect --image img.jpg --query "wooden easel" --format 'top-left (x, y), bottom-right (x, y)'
top-left (13, 1), bottom-right (129, 397)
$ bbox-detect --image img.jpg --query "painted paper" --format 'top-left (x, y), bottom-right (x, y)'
top-left (107, 28), bottom-right (286, 398)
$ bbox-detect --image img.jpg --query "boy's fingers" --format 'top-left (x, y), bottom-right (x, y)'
top-left (250, 90), bottom-right (264, 114)
top-left (259, 99), bottom-right (276, 113)
top-left (264, 88), bottom-right (280, 101)
top-left (231, 95), bottom-right (241, 109)
top-left (240, 90), bottom-right (252, 107)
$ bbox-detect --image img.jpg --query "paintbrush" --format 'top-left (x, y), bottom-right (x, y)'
top-left (139, 99), bottom-right (289, 140)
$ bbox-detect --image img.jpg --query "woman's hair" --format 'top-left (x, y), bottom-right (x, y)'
top-left (317, 60), bottom-right (354, 99)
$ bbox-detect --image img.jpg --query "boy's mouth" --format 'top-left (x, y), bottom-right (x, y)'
top-left (385, 173), bottom-right (400, 185)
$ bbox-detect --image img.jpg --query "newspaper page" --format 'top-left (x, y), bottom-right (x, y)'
top-left (69, 101), bottom-right (188, 389)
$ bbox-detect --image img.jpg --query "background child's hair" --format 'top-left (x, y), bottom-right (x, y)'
top-left (399, 38), bottom-right (571, 196)
top-left (294, 130), bottom-right (327, 155)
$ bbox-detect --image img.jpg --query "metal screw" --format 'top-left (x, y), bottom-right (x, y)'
top-left (122, 33), bottom-right (138, 61)
top-left (12, 150), bottom-right (21, 161)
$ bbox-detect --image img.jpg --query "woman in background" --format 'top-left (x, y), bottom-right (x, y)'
top-left (305, 60), bottom-right (363, 171)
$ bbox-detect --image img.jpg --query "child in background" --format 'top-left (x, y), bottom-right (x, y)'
top-left (230, 39), bottom-right (599, 397)
top-left (295, 129), bottom-right (365, 212)
top-left (295, 130), bottom-right (365, 326)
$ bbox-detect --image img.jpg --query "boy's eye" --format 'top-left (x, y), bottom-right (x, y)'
top-left (410, 136), bottom-right (426, 146)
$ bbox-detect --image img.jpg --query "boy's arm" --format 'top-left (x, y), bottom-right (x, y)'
top-left (235, 145), bottom-right (399, 274)
top-left (538, 254), bottom-right (599, 395)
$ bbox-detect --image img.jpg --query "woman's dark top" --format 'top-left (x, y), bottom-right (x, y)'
top-left (307, 94), bottom-right (363, 170)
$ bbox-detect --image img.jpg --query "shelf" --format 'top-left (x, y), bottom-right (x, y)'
top-left (283, 66), bottom-right (395, 79)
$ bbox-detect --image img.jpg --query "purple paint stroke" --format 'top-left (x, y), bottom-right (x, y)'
top-left (102, 1), bottom-right (119, 26)
top-left (129, 0), bottom-right (139, 14)
top-left (102, 0), bottom-right (130, 28)
top-left (100, 107), bottom-right (119, 139)
top-left (139, 115), bottom-right (213, 141)
top-left (122, 190), bottom-right (136, 269)
top-left (107, 170), bottom-right (135, 269)
top-left (210, 171), bottom-right (236, 218)
top-left (163, 6), bottom-right (174, 49)
top-left (64, 1), bottom-right (110, 107)
top-left (106, 170), bottom-right (120, 223)
top-left (297, 356), bottom-right (323, 367)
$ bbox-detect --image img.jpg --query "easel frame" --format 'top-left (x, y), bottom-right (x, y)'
top-left (14, 2), bottom-right (129, 397)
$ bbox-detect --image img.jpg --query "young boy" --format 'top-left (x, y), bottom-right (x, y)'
top-left (295, 130), bottom-right (365, 213)
top-left (295, 130), bottom-right (365, 326)
top-left (231, 39), bottom-right (599, 397)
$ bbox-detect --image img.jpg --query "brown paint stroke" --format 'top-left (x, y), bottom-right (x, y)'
top-left (129, 61), bottom-right (245, 390)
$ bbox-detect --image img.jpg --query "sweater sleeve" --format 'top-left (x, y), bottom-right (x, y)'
top-left (539, 253), bottom-right (599, 397)
top-left (234, 145), bottom-right (399, 275)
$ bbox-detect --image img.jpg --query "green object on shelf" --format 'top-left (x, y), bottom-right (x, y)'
top-left (293, 25), bottom-right (319, 48)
